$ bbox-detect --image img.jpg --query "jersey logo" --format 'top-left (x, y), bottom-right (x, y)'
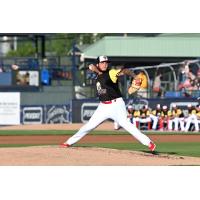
top-left (96, 82), bottom-right (107, 95)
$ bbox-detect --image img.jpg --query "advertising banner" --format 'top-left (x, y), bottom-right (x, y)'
top-left (81, 102), bottom-right (99, 123)
top-left (22, 106), bottom-right (44, 124)
top-left (0, 92), bottom-right (20, 125)
top-left (72, 98), bottom-right (199, 123)
top-left (72, 99), bottom-right (98, 123)
top-left (45, 105), bottom-right (70, 124)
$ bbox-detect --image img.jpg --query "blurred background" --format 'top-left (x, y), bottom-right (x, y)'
top-left (0, 33), bottom-right (199, 124)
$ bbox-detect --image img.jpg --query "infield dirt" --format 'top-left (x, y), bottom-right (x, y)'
top-left (0, 122), bottom-right (200, 166)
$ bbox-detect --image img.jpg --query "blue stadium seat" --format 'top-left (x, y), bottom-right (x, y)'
top-left (165, 91), bottom-right (182, 98)
top-left (41, 69), bottom-right (50, 85)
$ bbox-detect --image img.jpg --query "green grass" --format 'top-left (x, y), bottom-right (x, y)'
top-left (0, 130), bottom-right (199, 135)
top-left (75, 142), bottom-right (200, 158)
top-left (0, 129), bottom-right (199, 158)
top-left (0, 142), bottom-right (200, 158)
top-left (0, 130), bottom-right (77, 135)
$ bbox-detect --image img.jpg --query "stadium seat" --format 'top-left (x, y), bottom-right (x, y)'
top-left (41, 69), bottom-right (50, 85)
top-left (165, 91), bottom-right (182, 98)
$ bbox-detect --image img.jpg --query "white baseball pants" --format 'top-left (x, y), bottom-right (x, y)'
top-left (185, 114), bottom-right (199, 132)
top-left (66, 97), bottom-right (152, 146)
top-left (132, 117), bottom-right (139, 127)
top-left (179, 118), bottom-right (185, 131)
top-left (168, 118), bottom-right (179, 131)
top-left (138, 117), bottom-right (151, 123)
top-left (150, 114), bottom-right (158, 130)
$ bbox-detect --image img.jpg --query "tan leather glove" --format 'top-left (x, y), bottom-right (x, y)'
top-left (128, 78), bottom-right (142, 94)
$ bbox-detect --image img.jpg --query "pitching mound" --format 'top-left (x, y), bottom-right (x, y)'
top-left (0, 146), bottom-right (200, 166)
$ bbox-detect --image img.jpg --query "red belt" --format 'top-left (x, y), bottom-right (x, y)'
top-left (101, 99), bottom-right (116, 104)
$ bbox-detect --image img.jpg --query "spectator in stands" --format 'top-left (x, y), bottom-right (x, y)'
top-left (136, 71), bottom-right (148, 98)
top-left (153, 71), bottom-right (164, 98)
top-left (178, 62), bottom-right (187, 84)
top-left (194, 69), bottom-right (200, 90)
top-left (178, 61), bottom-right (197, 96)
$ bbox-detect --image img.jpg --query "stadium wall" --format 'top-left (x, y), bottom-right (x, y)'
top-left (72, 98), bottom-right (199, 123)
top-left (20, 86), bottom-right (73, 105)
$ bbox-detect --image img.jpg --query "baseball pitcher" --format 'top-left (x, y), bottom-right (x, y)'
top-left (61, 56), bottom-right (156, 151)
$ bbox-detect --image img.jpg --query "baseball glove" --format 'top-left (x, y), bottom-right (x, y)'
top-left (128, 78), bottom-right (142, 94)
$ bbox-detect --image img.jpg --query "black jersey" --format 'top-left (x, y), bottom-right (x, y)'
top-left (96, 69), bottom-right (122, 101)
top-left (152, 109), bottom-right (162, 116)
top-left (128, 109), bottom-right (134, 115)
top-left (188, 108), bottom-right (196, 115)
top-left (139, 109), bottom-right (150, 118)
top-left (161, 110), bottom-right (169, 118)
top-left (179, 112), bottom-right (184, 118)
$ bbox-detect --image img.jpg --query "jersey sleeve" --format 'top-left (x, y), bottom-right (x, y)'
top-left (191, 109), bottom-right (197, 115)
top-left (109, 69), bottom-right (121, 83)
top-left (177, 109), bottom-right (182, 116)
top-left (152, 110), bottom-right (156, 115)
top-left (168, 111), bottom-right (172, 117)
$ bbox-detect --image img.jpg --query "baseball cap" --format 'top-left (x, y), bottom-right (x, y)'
top-left (142, 105), bottom-right (148, 109)
top-left (163, 105), bottom-right (167, 110)
top-left (128, 105), bottom-right (133, 109)
top-left (156, 104), bottom-right (161, 109)
top-left (172, 104), bottom-right (177, 108)
top-left (97, 56), bottom-right (110, 63)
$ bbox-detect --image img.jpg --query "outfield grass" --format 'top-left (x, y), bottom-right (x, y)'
top-left (75, 142), bottom-right (200, 158)
top-left (0, 130), bottom-right (76, 135)
top-left (0, 130), bottom-right (199, 158)
top-left (0, 130), bottom-right (199, 135)
top-left (0, 142), bottom-right (199, 158)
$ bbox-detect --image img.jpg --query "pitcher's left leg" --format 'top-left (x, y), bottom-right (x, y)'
top-left (119, 119), bottom-right (151, 146)
top-left (112, 99), bottom-right (155, 149)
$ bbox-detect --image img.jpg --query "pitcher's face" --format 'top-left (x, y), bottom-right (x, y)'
top-left (98, 61), bottom-right (109, 71)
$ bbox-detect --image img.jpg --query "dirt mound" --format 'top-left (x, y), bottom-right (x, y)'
top-left (1, 146), bottom-right (200, 166)
top-left (1, 123), bottom-right (200, 166)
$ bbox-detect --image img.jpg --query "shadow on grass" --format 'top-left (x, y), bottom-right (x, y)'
top-left (142, 150), bottom-right (178, 156)
top-left (75, 144), bottom-right (182, 158)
